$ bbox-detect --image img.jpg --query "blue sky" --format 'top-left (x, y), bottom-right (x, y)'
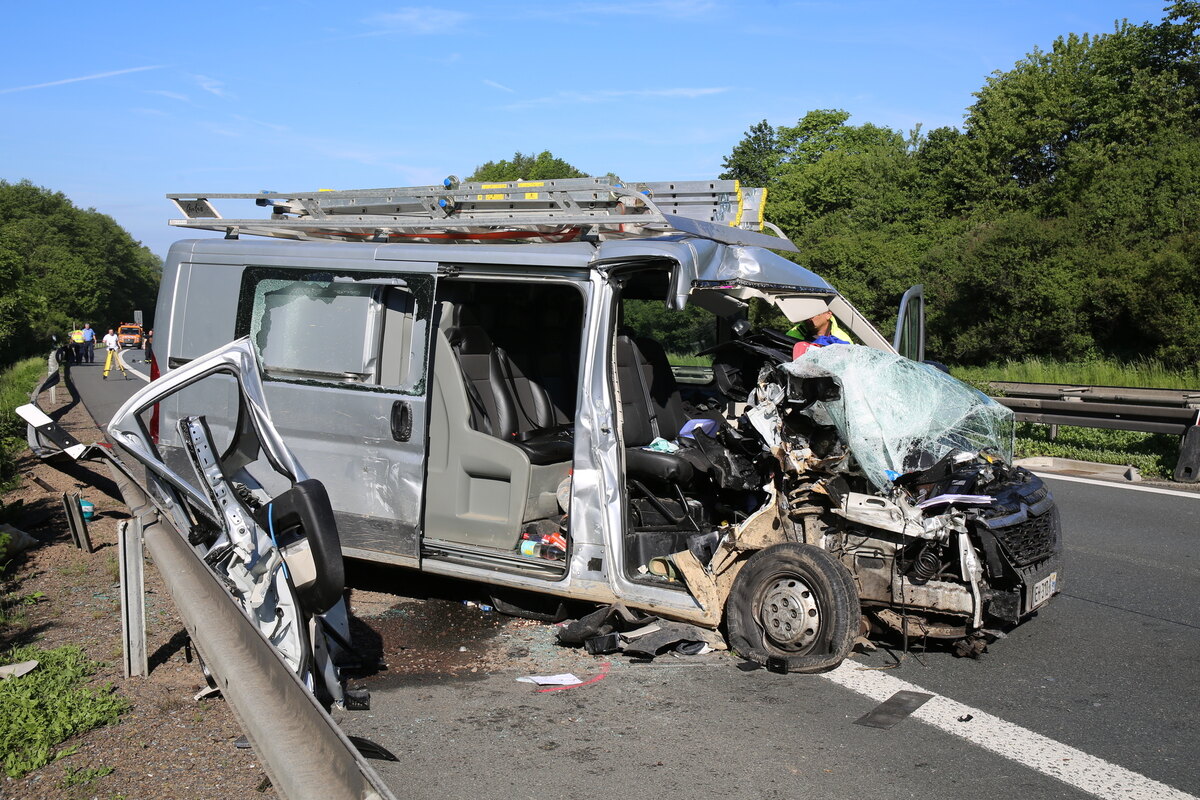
top-left (0, 1), bottom-right (1172, 258)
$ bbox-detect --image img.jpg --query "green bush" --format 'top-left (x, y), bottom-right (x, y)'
top-left (1013, 423), bottom-right (1179, 478)
top-left (0, 356), bottom-right (48, 491)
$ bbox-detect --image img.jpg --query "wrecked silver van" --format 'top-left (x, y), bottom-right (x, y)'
top-left (147, 178), bottom-right (1062, 673)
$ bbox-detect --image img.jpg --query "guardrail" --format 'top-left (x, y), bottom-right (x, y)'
top-left (987, 381), bottom-right (1200, 483)
top-left (22, 365), bottom-right (397, 800)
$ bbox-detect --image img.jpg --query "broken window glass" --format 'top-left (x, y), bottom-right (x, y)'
top-left (782, 345), bottom-right (1014, 490)
top-left (251, 279), bottom-right (380, 382)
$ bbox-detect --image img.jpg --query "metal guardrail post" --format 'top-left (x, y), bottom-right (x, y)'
top-left (1175, 410), bottom-right (1200, 483)
top-left (118, 519), bottom-right (148, 678)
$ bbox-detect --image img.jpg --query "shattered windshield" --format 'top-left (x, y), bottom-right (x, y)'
top-left (782, 345), bottom-right (1014, 490)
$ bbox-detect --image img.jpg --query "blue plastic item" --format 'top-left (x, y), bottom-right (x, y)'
top-left (679, 418), bottom-right (719, 439)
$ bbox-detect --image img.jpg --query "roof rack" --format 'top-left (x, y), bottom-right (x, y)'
top-left (166, 177), bottom-right (797, 252)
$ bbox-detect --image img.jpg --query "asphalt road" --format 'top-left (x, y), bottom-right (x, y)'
top-left (332, 475), bottom-right (1199, 800)
top-left (65, 362), bottom-right (1200, 800)
top-left (64, 346), bottom-right (150, 428)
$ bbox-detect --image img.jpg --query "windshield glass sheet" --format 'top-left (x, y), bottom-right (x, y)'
top-left (782, 345), bottom-right (1014, 490)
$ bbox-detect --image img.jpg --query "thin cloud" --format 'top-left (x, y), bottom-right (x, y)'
top-left (507, 87), bottom-right (729, 109)
top-left (363, 8), bottom-right (470, 34)
top-left (484, 79), bottom-right (516, 93)
top-left (194, 75), bottom-right (231, 98)
top-left (0, 65), bottom-right (163, 95)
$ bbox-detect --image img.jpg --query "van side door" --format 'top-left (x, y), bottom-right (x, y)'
top-left (236, 263), bottom-right (437, 566)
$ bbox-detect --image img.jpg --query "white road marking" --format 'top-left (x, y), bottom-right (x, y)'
top-left (116, 349), bottom-right (150, 382)
top-left (823, 662), bottom-right (1197, 800)
top-left (1033, 472), bottom-right (1200, 500)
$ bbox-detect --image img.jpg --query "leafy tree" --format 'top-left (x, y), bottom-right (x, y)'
top-left (715, 3), bottom-right (1200, 368)
top-left (719, 120), bottom-right (781, 185)
top-left (467, 151), bottom-right (588, 182)
top-left (0, 180), bottom-right (161, 365)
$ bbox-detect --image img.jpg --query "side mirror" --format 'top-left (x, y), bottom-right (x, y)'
top-left (894, 284), bottom-right (925, 362)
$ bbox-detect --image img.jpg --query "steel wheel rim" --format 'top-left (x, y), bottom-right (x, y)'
top-left (757, 574), bottom-right (821, 650)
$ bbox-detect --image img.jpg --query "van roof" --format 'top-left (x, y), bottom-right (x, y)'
top-left (172, 235), bottom-right (834, 300)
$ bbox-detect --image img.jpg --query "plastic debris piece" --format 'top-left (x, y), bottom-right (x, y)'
top-left (0, 660), bottom-right (38, 680)
top-left (854, 690), bottom-right (933, 729)
top-left (516, 673), bottom-right (583, 686)
top-left (347, 735), bottom-right (398, 761)
top-left (783, 346), bottom-right (1014, 490)
top-left (0, 524), bottom-right (37, 558)
top-left (678, 419), bottom-right (719, 439)
top-left (585, 633), bottom-right (622, 655)
top-left (643, 437), bottom-right (680, 453)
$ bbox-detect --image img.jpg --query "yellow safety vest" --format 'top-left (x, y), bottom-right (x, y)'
top-left (70, 330), bottom-right (84, 343)
top-left (785, 317), bottom-right (853, 343)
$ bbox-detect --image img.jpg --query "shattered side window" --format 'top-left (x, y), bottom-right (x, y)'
top-left (782, 346), bottom-right (1014, 490)
top-left (237, 268), bottom-right (433, 395)
top-left (251, 279), bottom-right (379, 382)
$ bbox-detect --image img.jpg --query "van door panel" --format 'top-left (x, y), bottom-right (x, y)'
top-left (239, 264), bottom-right (437, 564)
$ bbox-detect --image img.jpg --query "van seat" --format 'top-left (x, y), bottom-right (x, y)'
top-left (616, 333), bottom-right (695, 487)
top-left (445, 307), bottom-right (572, 466)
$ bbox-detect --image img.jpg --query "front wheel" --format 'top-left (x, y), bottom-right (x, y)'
top-left (725, 543), bottom-right (858, 673)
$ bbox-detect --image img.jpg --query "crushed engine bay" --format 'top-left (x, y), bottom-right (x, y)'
top-left (642, 330), bottom-right (1062, 660)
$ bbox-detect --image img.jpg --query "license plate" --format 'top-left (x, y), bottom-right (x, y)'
top-left (1031, 572), bottom-right (1058, 608)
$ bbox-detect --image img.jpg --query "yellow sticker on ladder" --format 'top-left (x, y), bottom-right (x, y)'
top-left (517, 182), bottom-right (545, 188)
top-left (524, 192), bottom-right (540, 199)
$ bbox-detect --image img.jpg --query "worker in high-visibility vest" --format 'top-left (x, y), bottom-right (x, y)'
top-left (68, 328), bottom-right (84, 364)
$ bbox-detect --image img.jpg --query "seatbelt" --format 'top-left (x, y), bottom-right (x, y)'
top-left (635, 352), bottom-right (661, 440)
top-left (452, 340), bottom-right (493, 436)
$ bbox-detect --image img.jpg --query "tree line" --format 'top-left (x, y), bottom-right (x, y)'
top-left (0, 180), bottom-right (161, 366)
top-left (721, 2), bottom-right (1200, 368)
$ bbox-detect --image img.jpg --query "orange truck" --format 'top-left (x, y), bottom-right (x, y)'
top-left (117, 323), bottom-right (144, 348)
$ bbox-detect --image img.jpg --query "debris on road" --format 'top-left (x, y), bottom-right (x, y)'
top-left (853, 690), bottom-right (934, 729)
top-left (555, 602), bottom-right (727, 661)
top-left (516, 673), bottom-right (583, 686)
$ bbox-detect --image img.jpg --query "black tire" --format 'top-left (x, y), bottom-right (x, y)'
top-left (725, 543), bottom-right (858, 673)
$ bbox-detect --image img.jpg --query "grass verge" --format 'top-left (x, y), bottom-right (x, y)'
top-left (1014, 423), bottom-right (1179, 478)
top-left (0, 356), bottom-right (50, 492)
top-left (0, 644), bottom-right (129, 778)
top-left (952, 357), bottom-right (1200, 389)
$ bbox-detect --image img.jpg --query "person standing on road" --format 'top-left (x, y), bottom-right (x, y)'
top-left (80, 323), bottom-right (96, 363)
top-left (143, 329), bottom-right (154, 365)
top-left (68, 327), bottom-right (84, 363)
top-left (101, 328), bottom-right (128, 380)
